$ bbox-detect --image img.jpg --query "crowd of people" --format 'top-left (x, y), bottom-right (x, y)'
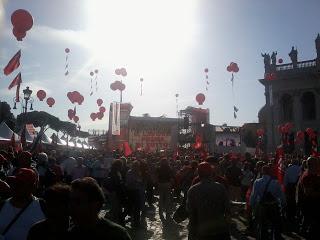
top-left (0, 146), bottom-right (319, 240)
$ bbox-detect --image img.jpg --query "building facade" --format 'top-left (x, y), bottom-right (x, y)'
top-left (259, 34), bottom-right (320, 151)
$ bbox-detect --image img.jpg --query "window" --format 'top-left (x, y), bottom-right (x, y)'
top-left (301, 92), bottom-right (316, 120)
top-left (280, 94), bottom-right (293, 121)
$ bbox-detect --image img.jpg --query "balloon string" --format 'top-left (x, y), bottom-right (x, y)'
top-left (65, 53), bottom-right (69, 76)
top-left (140, 83), bottom-right (143, 96)
top-left (95, 75), bottom-right (98, 92)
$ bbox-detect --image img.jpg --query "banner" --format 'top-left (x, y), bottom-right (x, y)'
top-left (112, 102), bottom-right (120, 135)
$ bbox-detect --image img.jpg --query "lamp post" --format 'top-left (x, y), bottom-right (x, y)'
top-left (13, 86), bottom-right (34, 113)
top-left (23, 86), bottom-right (33, 114)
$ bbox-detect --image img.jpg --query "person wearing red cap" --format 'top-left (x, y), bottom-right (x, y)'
top-left (0, 168), bottom-right (45, 240)
top-left (187, 162), bottom-right (230, 240)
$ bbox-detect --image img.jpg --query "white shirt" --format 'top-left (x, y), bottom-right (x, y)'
top-left (0, 197), bottom-right (45, 240)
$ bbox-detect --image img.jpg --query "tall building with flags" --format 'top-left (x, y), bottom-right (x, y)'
top-left (259, 34), bottom-right (320, 151)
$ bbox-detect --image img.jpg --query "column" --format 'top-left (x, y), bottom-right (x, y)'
top-left (293, 90), bottom-right (302, 130)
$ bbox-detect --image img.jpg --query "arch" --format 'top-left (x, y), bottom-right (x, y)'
top-left (301, 91), bottom-right (316, 120)
top-left (280, 94), bottom-right (293, 121)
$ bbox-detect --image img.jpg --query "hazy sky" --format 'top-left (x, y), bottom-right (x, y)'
top-left (0, 0), bottom-right (320, 131)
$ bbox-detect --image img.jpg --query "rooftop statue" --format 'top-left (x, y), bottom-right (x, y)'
top-left (289, 46), bottom-right (298, 67)
top-left (261, 53), bottom-right (271, 73)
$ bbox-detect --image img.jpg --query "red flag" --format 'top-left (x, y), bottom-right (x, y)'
top-left (8, 72), bottom-right (22, 90)
top-left (4, 50), bottom-right (21, 75)
top-left (194, 134), bottom-right (202, 149)
top-left (123, 142), bottom-right (132, 157)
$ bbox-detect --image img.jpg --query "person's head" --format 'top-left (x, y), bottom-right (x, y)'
top-left (111, 159), bottom-right (123, 172)
top-left (307, 157), bottom-right (320, 174)
top-left (37, 152), bottom-right (48, 166)
top-left (198, 162), bottom-right (213, 180)
top-left (76, 157), bottom-right (83, 166)
top-left (9, 168), bottom-right (37, 199)
top-left (190, 160), bottom-right (198, 170)
top-left (48, 157), bottom-right (56, 167)
top-left (132, 160), bottom-right (140, 172)
top-left (291, 158), bottom-right (299, 166)
top-left (70, 177), bottom-right (105, 225)
top-left (160, 158), bottom-right (168, 167)
top-left (43, 184), bottom-right (71, 220)
top-left (262, 165), bottom-right (271, 176)
top-left (17, 151), bottom-right (32, 168)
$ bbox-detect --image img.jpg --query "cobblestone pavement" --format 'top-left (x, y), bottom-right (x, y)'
top-left (102, 199), bottom-right (305, 240)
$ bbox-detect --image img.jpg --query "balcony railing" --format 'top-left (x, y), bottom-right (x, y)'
top-left (276, 59), bottom-right (316, 71)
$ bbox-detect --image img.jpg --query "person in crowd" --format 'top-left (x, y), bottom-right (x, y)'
top-left (157, 158), bottom-right (174, 224)
top-left (48, 157), bottom-right (63, 183)
top-left (241, 163), bottom-right (254, 201)
top-left (126, 160), bottom-right (144, 228)
top-left (71, 157), bottom-right (88, 181)
top-left (225, 157), bottom-right (242, 201)
top-left (27, 184), bottom-right (70, 240)
top-left (60, 156), bottom-right (76, 183)
top-left (0, 168), bottom-right (45, 240)
top-left (69, 177), bottom-right (131, 240)
top-left (283, 158), bottom-right (301, 231)
top-left (91, 157), bottom-right (107, 185)
top-left (187, 162), bottom-right (230, 240)
top-left (250, 165), bottom-right (286, 240)
top-left (296, 157), bottom-right (320, 239)
top-left (104, 159), bottom-right (126, 225)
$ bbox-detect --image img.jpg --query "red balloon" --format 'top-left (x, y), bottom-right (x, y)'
top-left (68, 109), bottom-right (74, 120)
top-left (115, 69), bottom-right (121, 75)
top-left (120, 68), bottom-right (127, 76)
top-left (65, 48), bottom-right (70, 53)
top-left (196, 93), bottom-right (205, 105)
top-left (256, 129), bottom-right (264, 136)
top-left (281, 126), bottom-right (287, 134)
top-left (73, 116), bottom-right (79, 123)
top-left (78, 95), bottom-right (84, 105)
top-left (46, 97), bottom-right (55, 107)
top-left (36, 90), bottom-right (46, 101)
top-left (227, 65), bottom-right (232, 72)
top-left (306, 128), bottom-right (314, 136)
top-left (277, 125), bottom-right (282, 133)
top-left (67, 92), bottom-right (73, 103)
top-left (204, 68), bottom-right (209, 73)
top-left (99, 106), bottom-right (106, 113)
top-left (90, 71), bottom-right (94, 76)
top-left (230, 62), bottom-right (239, 72)
top-left (285, 122), bottom-right (294, 132)
top-left (96, 111), bottom-right (104, 120)
top-left (110, 82), bottom-right (117, 91)
top-left (12, 27), bottom-right (26, 41)
top-left (296, 131), bottom-right (304, 140)
top-left (119, 82), bottom-right (126, 91)
top-left (90, 113), bottom-right (97, 121)
top-left (94, 69), bottom-right (99, 74)
top-left (97, 99), bottom-right (103, 106)
top-left (278, 58), bottom-right (283, 64)
top-left (11, 9), bottom-right (33, 31)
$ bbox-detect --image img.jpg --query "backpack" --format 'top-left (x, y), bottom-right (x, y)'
top-left (255, 179), bottom-right (280, 222)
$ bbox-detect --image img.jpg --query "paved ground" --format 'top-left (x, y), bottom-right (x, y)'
top-left (102, 198), bottom-right (305, 240)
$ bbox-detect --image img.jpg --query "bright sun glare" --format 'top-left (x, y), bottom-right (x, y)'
top-left (86, 0), bottom-right (196, 72)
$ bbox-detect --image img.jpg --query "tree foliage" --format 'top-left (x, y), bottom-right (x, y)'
top-left (0, 101), bottom-right (16, 130)
top-left (16, 111), bottom-right (89, 138)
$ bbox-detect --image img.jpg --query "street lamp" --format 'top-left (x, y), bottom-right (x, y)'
top-left (23, 86), bottom-right (33, 113)
top-left (12, 86), bottom-right (34, 112)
